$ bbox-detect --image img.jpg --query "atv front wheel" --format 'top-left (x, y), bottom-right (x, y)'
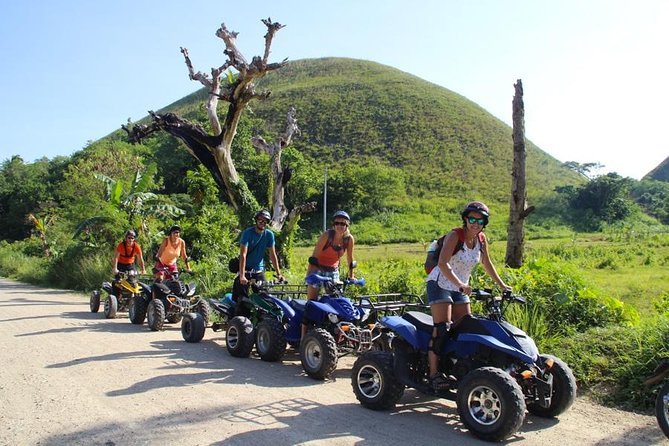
top-left (90, 290), bottom-right (101, 313)
top-left (226, 316), bottom-right (255, 358)
top-left (147, 299), bottom-right (166, 331)
top-left (104, 295), bottom-right (118, 319)
top-left (352, 351), bottom-right (404, 410)
top-left (182, 312), bottom-right (206, 343)
top-left (656, 381), bottom-right (669, 438)
top-left (371, 332), bottom-right (392, 351)
top-left (300, 327), bottom-right (337, 380)
top-left (527, 354), bottom-right (577, 417)
top-left (256, 318), bottom-right (287, 362)
top-left (195, 299), bottom-right (210, 327)
top-left (129, 294), bottom-right (148, 325)
top-left (166, 313), bottom-right (182, 324)
top-left (457, 367), bottom-right (526, 442)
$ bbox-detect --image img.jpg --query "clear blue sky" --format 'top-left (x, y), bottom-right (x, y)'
top-left (1, 0), bottom-right (667, 179)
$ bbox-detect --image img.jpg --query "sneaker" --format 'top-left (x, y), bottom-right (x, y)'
top-left (429, 374), bottom-right (452, 391)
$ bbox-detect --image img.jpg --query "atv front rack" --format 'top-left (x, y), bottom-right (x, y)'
top-left (356, 293), bottom-right (427, 317)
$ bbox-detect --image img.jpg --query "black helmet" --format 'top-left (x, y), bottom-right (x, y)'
top-left (461, 201), bottom-right (490, 225)
top-left (125, 229), bottom-right (137, 238)
top-left (168, 225), bottom-right (181, 234)
top-left (254, 209), bottom-right (271, 221)
top-left (333, 210), bottom-right (351, 222)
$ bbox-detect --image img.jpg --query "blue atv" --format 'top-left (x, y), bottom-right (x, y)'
top-left (351, 289), bottom-right (577, 442)
top-left (281, 274), bottom-right (404, 380)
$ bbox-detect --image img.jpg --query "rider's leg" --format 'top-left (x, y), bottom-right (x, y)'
top-left (451, 288), bottom-right (472, 325)
top-left (302, 284), bottom-right (320, 338)
top-left (451, 302), bottom-right (471, 324)
top-left (428, 301), bottom-right (451, 379)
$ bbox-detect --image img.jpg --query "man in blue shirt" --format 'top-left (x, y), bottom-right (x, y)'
top-left (232, 209), bottom-right (284, 303)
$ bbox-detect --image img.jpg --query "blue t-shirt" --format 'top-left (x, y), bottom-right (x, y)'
top-left (240, 227), bottom-right (275, 271)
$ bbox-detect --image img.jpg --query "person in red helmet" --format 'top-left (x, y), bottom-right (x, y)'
top-left (425, 201), bottom-right (511, 390)
top-left (112, 229), bottom-right (146, 277)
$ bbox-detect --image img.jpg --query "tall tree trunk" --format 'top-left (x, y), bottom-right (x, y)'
top-left (506, 80), bottom-right (534, 268)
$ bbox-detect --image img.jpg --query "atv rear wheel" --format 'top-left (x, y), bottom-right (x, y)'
top-left (147, 299), bottom-right (166, 331)
top-left (104, 295), bottom-right (118, 319)
top-left (182, 312), bottom-right (206, 343)
top-left (352, 351), bottom-right (404, 410)
top-left (527, 354), bottom-right (577, 417)
top-left (89, 290), bottom-right (101, 313)
top-left (256, 318), bottom-right (287, 362)
top-left (226, 316), bottom-right (255, 358)
top-left (300, 328), bottom-right (337, 380)
top-left (129, 294), bottom-right (148, 325)
top-left (457, 367), bottom-right (526, 442)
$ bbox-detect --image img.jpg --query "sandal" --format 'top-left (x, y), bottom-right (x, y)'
top-left (429, 374), bottom-right (452, 391)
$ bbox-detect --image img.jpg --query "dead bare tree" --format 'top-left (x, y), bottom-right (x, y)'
top-left (122, 18), bottom-right (316, 265)
top-left (505, 79), bottom-right (535, 268)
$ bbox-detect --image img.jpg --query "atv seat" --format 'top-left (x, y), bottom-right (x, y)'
top-left (402, 311), bottom-right (434, 333)
top-left (290, 298), bottom-right (308, 312)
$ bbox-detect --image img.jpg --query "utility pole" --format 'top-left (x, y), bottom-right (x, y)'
top-left (323, 167), bottom-right (328, 232)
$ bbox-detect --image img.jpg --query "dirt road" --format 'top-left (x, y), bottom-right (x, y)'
top-left (0, 278), bottom-right (665, 445)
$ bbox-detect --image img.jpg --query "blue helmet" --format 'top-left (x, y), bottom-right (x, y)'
top-left (333, 210), bottom-right (351, 222)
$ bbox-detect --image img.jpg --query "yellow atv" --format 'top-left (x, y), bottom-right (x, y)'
top-left (90, 270), bottom-right (151, 321)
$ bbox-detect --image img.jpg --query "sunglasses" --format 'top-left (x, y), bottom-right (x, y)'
top-left (467, 217), bottom-right (486, 225)
top-left (333, 221), bottom-right (348, 227)
top-left (257, 219), bottom-right (269, 224)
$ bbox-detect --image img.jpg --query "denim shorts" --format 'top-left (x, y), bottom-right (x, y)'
top-left (426, 280), bottom-right (470, 305)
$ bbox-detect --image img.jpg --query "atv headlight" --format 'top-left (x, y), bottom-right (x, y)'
top-left (328, 313), bottom-right (339, 324)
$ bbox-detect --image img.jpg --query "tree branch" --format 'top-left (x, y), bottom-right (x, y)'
top-left (261, 18), bottom-right (285, 65)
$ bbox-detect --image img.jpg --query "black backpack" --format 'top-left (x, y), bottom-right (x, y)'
top-left (424, 227), bottom-right (485, 274)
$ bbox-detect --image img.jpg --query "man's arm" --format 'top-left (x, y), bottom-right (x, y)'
top-left (269, 246), bottom-right (283, 280)
top-left (238, 244), bottom-right (249, 284)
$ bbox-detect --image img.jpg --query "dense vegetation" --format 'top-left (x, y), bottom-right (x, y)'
top-left (1, 57), bottom-right (669, 412)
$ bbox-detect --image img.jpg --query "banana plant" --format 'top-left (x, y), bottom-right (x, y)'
top-left (74, 164), bottom-right (185, 240)
top-left (27, 213), bottom-right (52, 258)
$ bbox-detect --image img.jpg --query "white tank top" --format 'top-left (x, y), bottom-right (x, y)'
top-left (426, 240), bottom-right (481, 291)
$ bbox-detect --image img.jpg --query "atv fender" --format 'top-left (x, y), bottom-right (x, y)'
top-left (269, 296), bottom-right (295, 320)
top-left (102, 282), bottom-right (114, 294)
top-left (379, 315), bottom-right (427, 350)
top-left (457, 333), bottom-right (538, 364)
top-left (305, 300), bottom-right (339, 323)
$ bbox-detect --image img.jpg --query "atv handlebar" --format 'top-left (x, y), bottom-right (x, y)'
top-left (472, 288), bottom-right (526, 304)
top-left (305, 274), bottom-right (365, 288)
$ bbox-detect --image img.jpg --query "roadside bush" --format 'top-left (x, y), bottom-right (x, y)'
top-left (508, 256), bottom-right (634, 335)
top-left (547, 317), bottom-right (669, 411)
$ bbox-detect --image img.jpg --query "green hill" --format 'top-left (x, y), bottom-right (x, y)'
top-left (158, 57), bottom-right (581, 208)
top-left (644, 155), bottom-right (669, 181)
